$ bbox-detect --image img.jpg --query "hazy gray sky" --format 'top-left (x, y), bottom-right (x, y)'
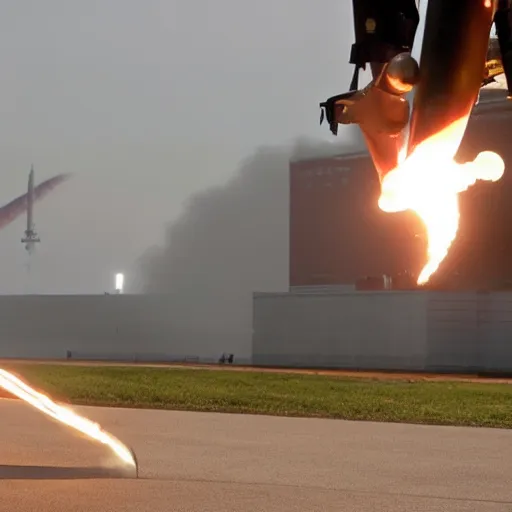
top-left (0, 0), bottom-right (356, 293)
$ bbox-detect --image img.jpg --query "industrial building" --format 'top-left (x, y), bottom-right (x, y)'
top-left (253, 82), bottom-right (512, 371)
top-left (1, 85), bottom-right (511, 371)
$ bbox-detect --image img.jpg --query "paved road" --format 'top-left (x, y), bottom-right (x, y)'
top-left (1, 400), bottom-right (511, 511)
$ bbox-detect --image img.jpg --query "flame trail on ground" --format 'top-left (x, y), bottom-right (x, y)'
top-left (0, 369), bottom-right (136, 468)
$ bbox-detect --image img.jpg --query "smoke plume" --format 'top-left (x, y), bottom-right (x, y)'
top-left (137, 132), bottom-right (364, 358)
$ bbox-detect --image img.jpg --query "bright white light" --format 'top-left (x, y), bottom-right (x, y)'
top-left (115, 273), bottom-right (124, 293)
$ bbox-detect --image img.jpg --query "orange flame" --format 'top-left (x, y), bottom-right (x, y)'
top-left (378, 117), bottom-right (505, 284)
top-left (0, 368), bottom-right (136, 467)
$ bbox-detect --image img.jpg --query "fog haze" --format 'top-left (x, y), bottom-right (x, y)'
top-left (0, 0), bottom-right (358, 294)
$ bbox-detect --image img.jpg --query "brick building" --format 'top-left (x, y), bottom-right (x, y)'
top-left (289, 82), bottom-right (512, 290)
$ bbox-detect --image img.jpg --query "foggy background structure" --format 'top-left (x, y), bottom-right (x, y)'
top-left (0, 0), bottom-right (364, 294)
top-left (138, 136), bottom-right (364, 356)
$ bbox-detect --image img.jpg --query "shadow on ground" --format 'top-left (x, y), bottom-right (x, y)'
top-left (0, 464), bottom-right (136, 480)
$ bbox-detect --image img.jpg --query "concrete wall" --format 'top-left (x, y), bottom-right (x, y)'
top-left (252, 291), bottom-right (428, 369)
top-left (0, 294), bottom-right (248, 362)
top-left (5, 291), bottom-right (512, 371)
top-left (252, 291), bottom-right (512, 372)
top-left (425, 292), bottom-right (512, 373)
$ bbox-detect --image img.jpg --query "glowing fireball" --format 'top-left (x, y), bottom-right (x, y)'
top-left (378, 117), bottom-right (505, 285)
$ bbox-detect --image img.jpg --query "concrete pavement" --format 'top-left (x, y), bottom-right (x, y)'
top-left (1, 399), bottom-right (511, 511)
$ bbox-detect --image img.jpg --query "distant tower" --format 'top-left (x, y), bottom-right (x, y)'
top-left (21, 165), bottom-right (41, 254)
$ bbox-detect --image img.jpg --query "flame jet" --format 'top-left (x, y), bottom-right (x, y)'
top-left (378, 0), bottom-right (505, 284)
top-left (318, 0), bottom-right (511, 285)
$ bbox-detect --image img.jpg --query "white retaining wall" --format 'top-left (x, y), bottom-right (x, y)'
top-left (252, 291), bottom-right (512, 372)
top-left (0, 294), bottom-right (249, 362)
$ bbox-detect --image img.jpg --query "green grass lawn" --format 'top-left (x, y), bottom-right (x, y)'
top-left (2, 363), bottom-right (512, 428)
